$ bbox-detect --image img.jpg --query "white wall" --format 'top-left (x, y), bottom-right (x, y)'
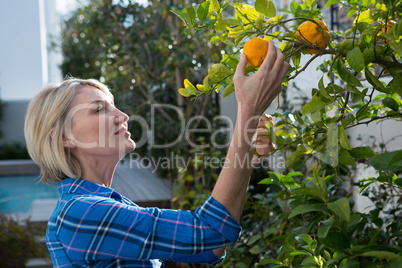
top-left (0, 0), bottom-right (40, 101)
top-left (0, 0), bottom-right (61, 101)
top-left (0, 0), bottom-right (61, 145)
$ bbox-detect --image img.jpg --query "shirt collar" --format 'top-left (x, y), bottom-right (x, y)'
top-left (58, 178), bottom-right (122, 201)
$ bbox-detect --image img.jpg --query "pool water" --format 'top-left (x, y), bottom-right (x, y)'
top-left (0, 175), bottom-right (59, 214)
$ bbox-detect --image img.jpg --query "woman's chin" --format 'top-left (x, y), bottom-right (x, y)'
top-left (126, 140), bottom-right (136, 152)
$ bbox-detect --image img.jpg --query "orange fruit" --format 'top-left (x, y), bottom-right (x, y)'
top-left (296, 19), bottom-right (331, 54)
top-left (379, 20), bottom-right (395, 34)
top-left (243, 37), bottom-right (269, 67)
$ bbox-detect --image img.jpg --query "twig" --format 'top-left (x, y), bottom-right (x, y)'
top-left (288, 54), bottom-right (321, 80)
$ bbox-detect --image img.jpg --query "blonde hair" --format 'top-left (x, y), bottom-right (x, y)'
top-left (24, 78), bottom-right (113, 184)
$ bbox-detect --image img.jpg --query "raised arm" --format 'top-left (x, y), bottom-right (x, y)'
top-left (211, 41), bottom-right (289, 222)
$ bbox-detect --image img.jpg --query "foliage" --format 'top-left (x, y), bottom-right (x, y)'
top-left (173, 0), bottom-right (402, 267)
top-left (0, 214), bottom-right (47, 267)
top-left (173, 137), bottom-right (226, 210)
top-left (0, 142), bottom-right (29, 160)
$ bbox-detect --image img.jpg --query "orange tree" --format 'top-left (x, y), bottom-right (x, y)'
top-left (173, 0), bottom-right (402, 267)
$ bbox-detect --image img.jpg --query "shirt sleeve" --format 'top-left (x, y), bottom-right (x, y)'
top-left (55, 195), bottom-right (241, 263)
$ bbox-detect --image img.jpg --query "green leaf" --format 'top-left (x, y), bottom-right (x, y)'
top-left (347, 47), bottom-right (364, 73)
top-left (257, 259), bottom-right (281, 266)
top-left (209, 0), bottom-right (220, 13)
top-left (197, 1), bottom-right (210, 22)
top-left (328, 197), bottom-right (350, 222)
top-left (319, 232), bottom-right (350, 251)
top-left (183, 7), bottom-right (196, 25)
top-left (295, 234), bottom-right (313, 244)
top-left (290, 2), bottom-right (300, 14)
top-left (339, 150), bottom-right (357, 166)
top-left (327, 252), bottom-right (347, 266)
top-left (314, 174), bottom-right (327, 198)
top-left (249, 245), bottom-right (265, 254)
top-left (345, 85), bottom-right (365, 98)
top-left (178, 87), bottom-right (195, 97)
top-left (215, 12), bottom-right (227, 30)
top-left (234, 3), bottom-right (260, 22)
top-left (335, 59), bottom-right (363, 87)
top-left (365, 67), bottom-right (388, 93)
top-left (203, 75), bottom-right (210, 91)
top-left (379, 32), bottom-right (402, 57)
top-left (184, 79), bottom-right (197, 93)
top-left (339, 126), bottom-right (352, 150)
top-left (255, 0), bottom-right (276, 17)
top-left (360, 251), bottom-right (402, 262)
top-left (280, 250), bottom-right (310, 259)
top-left (208, 63), bottom-right (232, 78)
top-left (255, 17), bottom-right (263, 30)
top-left (369, 150), bottom-right (402, 171)
top-left (295, 111), bottom-right (304, 125)
top-left (347, 8), bottom-right (358, 18)
top-left (291, 187), bottom-right (325, 200)
top-left (224, 18), bottom-right (242, 27)
top-left (222, 82), bottom-right (235, 99)
top-left (336, 39), bottom-right (354, 53)
top-left (382, 97), bottom-right (400, 111)
top-left (362, 46), bottom-right (375, 65)
top-left (355, 10), bottom-right (374, 24)
top-left (352, 246), bottom-right (402, 262)
top-left (302, 96), bottom-right (327, 115)
top-left (196, 84), bottom-right (209, 94)
top-left (210, 35), bottom-right (220, 44)
top-left (339, 259), bottom-right (360, 268)
top-left (171, 10), bottom-right (189, 25)
top-left (349, 147), bottom-right (377, 159)
top-left (325, 0), bottom-right (340, 8)
top-left (389, 68), bottom-right (402, 98)
top-left (286, 149), bottom-right (305, 169)
top-left (259, 175), bottom-right (285, 188)
top-left (247, 234), bottom-right (261, 245)
top-left (288, 203), bottom-right (330, 219)
top-left (317, 218), bottom-right (334, 238)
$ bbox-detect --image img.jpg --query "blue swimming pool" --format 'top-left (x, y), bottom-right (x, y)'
top-left (0, 175), bottom-right (59, 214)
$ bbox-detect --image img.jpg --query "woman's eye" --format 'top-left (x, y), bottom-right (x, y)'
top-left (95, 105), bottom-right (105, 112)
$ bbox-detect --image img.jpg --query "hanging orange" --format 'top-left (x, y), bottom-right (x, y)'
top-left (243, 37), bottom-right (269, 67)
top-left (379, 20), bottom-right (395, 34)
top-left (296, 19), bottom-right (331, 54)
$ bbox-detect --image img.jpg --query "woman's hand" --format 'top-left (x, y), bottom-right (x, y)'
top-left (233, 41), bottom-right (289, 119)
top-left (252, 114), bottom-right (275, 165)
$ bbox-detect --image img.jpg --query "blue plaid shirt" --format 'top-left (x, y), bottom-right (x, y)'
top-left (46, 178), bottom-right (241, 267)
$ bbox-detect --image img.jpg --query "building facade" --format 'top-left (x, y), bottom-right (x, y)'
top-left (0, 0), bottom-right (61, 146)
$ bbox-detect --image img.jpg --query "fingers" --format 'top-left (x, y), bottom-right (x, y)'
top-left (271, 48), bottom-right (288, 79)
top-left (279, 61), bottom-right (290, 81)
top-left (257, 114), bottom-right (274, 129)
top-left (258, 41), bottom-right (276, 72)
top-left (233, 53), bottom-right (247, 85)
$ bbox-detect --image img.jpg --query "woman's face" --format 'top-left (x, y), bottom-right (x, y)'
top-left (65, 86), bottom-right (135, 158)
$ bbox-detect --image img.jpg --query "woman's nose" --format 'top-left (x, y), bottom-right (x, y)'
top-left (114, 108), bottom-right (129, 124)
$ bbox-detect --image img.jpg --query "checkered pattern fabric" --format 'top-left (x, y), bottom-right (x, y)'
top-left (46, 178), bottom-right (241, 267)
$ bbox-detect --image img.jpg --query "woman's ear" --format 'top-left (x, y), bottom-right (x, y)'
top-left (50, 128), bottom-right (75, 148)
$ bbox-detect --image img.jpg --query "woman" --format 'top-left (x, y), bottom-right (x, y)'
top-left (24, 41), bottom-right (289, 267)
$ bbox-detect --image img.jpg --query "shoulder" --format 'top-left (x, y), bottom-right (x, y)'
top-left (57, 194), bottom-right (125, 222)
